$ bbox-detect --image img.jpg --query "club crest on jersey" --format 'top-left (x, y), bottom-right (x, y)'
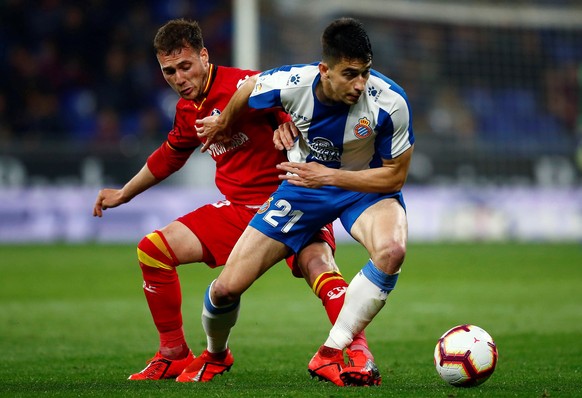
top-left (257, 197), bottom-right (273, 214)
top-left (353, 117), bottom-right (373, 139)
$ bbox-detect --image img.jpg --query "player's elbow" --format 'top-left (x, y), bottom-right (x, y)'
top-left (393, 175), bottom-right (408, 192)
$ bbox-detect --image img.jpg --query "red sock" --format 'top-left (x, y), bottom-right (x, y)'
top-left (313, 271), bottom-right (348, 324)
top-left (138, 231), bottom-right (188, 359)
top-left (313, 271), bottom-right (373, 360)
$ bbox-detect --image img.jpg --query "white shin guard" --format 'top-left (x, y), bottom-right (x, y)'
top-left (201, 280), bottom-right (240, 353)
top-left (325, 271), bottom-right (388, 350)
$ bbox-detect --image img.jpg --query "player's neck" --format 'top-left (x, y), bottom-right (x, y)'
top-left (315, 80), bottom-right (338, 106)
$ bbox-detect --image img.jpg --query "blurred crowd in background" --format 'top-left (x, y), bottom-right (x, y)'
top-left (0, 0), bottom-right (232, 149)
top-left (260, 3), bottom-right (582, 157)
top-left (1, 0), bottom-right (581, 185)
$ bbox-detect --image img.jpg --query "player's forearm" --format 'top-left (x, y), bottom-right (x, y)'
top-left (119, 164), bottom-right (161, 203)
top-left (327, 166), bottom-right (408, 193)
top-left (217, 75), bottom-right (256, 129)
top-left (326, 146), bottom-right (413, 193)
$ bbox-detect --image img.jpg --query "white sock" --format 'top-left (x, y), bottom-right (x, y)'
top-left (325, 260), bottom-right (399, 350)
top-left (201, 280), bottom-right (240, 353)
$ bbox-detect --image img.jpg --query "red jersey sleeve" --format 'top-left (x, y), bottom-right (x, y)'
top-left (147, 141), bottom-right (194, 180)
top-left (147, 103), bottom-right (199, 180)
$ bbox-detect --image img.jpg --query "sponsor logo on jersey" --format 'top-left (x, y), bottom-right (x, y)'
top-left (287, 74), bottom-right (301, 86)
top-left (367, 85), bottom-right (383, 102)
top-left (257, 197), bottom-right (273, 214)
top-left (289, 109), bottom-right (308, 122)
top-left (211, 200), bottom-right (231, 208)
top-left (309, 137), bottom-right (340, 162)
top-left (353, 117), bottom-right (373, 139)
top-left (207, 132), bottom-right (249, 157)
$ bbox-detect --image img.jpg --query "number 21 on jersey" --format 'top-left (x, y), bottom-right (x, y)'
top-left (262, 199), bottom-right (304, 233)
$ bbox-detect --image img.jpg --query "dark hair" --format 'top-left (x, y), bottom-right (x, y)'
top-left (154, 18), bottom-right (204, 55)
top-left (321, 18), bottom-right (373, 66)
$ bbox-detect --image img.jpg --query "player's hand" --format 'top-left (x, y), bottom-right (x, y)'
top-left (273, 121), bottom-right (300, 151)
top-left (276, 161), bottom-right (335, 189)
top-left (196, 115), bottom-right (231, 153)
top-left (93, 188), bottom-right (125, 217)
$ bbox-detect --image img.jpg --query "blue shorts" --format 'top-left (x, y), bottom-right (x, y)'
top-left (249, 181), bottom-right (405, 253)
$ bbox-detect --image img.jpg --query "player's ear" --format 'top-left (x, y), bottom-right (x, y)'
top-left (318, 62), bottom-right (329, 79)
top-left (200, 47), bottom-right (209, 64)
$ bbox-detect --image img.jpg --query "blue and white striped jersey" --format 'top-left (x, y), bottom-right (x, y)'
top-left (248, 63), bottom-right (414, 171)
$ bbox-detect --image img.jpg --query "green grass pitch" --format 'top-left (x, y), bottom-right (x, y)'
top-left (1, 242), bottom-right (581, 397)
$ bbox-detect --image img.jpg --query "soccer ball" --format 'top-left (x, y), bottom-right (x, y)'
top-left (434, 324), bottom-right (498, 387)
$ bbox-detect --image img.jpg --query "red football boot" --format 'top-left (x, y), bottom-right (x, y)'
top-left (128, 350), bottom-right (194, 380)
top-left (176, 349), bottom-right (234, 382)
top-left (308, 345), bottom-right (345, 386)
top-left (340, 348), bottom-right (382, 386)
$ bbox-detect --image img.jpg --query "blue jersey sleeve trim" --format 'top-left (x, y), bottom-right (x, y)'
top-left (249, 89), bottom-right (283, 110)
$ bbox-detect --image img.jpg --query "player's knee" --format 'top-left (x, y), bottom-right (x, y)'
top-left (374, 239), bottom-right (406, 274)
top-left (137, 231), bottom-right (179, 271)
top-left (211, 278), bottom-right (241, 307)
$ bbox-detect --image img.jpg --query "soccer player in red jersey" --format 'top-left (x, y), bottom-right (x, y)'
top-left (93, 19), bottom-right (376, 384)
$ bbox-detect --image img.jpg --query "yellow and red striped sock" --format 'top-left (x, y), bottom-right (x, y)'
top-left (137, 230), bottom-right (187, 357)
top-left (312, 271), bottom-right (348, 324)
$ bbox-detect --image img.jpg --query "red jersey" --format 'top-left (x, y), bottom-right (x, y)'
top-left (147, 64), bottom-right (288, 205)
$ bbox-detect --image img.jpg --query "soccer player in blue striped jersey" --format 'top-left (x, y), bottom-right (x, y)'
top-left (195, 17), bottom-right (414, 387)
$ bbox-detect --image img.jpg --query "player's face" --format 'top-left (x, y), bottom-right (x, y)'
top-left (320, 59), bottom-right (371, 105)
top-left (157, 45), bottom-right (210, 101)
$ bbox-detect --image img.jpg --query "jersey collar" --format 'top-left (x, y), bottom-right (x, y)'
top-left (191, 64), bottom-right (217, 110)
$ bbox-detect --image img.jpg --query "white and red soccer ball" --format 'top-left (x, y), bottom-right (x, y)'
top-left (434, 324), bottom-right (498, 387)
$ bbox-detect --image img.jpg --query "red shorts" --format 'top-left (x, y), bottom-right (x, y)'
top-left (177, 200), bottom-right (335, 277)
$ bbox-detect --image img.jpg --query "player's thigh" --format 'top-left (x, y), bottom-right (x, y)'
top-left (349, 198), bottom-right (408, 258)
top-left (217, 226), bottom-right (289, 296)
top-left (157, 221), bottom-right (205, 264)
top-left (176, 201), bottom-right (256, 267)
